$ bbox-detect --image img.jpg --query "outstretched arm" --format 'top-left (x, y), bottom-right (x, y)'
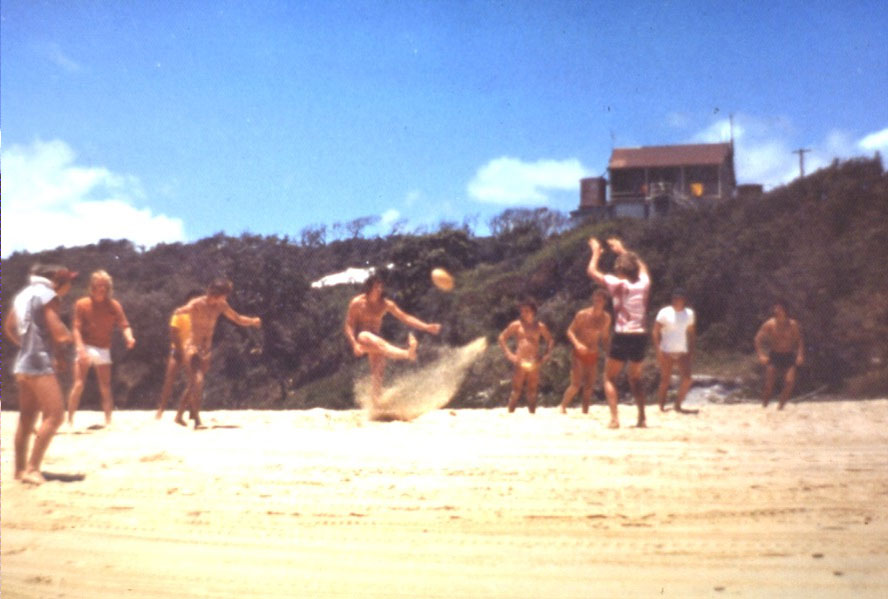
top-left (222, 303), bottom-right (261, 328)
top-left (387, 300), bottom-right (441, 335)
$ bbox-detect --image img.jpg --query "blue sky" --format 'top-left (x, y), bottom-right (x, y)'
top-left (2, 0), bottom-right (886, 256)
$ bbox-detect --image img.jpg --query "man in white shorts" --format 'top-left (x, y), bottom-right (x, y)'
top-left (652, 289), bottom-right (696, 412)
top-left (67, 270), bottom-right (136, 427)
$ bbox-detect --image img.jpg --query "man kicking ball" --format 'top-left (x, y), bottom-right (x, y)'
top-left (344, 274), bottom-right (441, 408)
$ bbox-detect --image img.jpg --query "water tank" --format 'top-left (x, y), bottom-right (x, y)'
top-left (580, 177), bottom-right (607, 207)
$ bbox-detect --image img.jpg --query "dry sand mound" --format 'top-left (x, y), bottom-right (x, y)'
top-left (355, 337), bottom-right (487, 421)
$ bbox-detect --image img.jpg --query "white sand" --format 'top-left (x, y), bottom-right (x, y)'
top-left (2, 400), bottom-right (887, 598)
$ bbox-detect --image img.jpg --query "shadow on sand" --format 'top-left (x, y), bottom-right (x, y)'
top-left (41, 472), bottom-right (86, 483)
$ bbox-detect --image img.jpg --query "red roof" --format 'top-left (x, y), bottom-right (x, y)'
top-left (609, 143), bottom-right (732, 169)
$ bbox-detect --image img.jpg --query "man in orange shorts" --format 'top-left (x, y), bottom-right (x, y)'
top-left (560, 288), bottom-right (611, 414)
top-left (67, 270), bottom-right (136, 427)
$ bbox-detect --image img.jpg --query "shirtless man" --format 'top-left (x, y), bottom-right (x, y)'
top-left (498, 299), bottom-right (554, 414)
top-left (4, 264), bottom-right (76, 484)
top-left (754, 300), bottom-right (805, 409)
top-left (173, 279), bottom-right (262, 428)
top-left (653, 288), bottom-right (697, 412)
top-left (587, 237), bottom-right (651, 428)
top-left (155, 290), bottom-right (202, 419)
top-left (67, 270), bottom-right (136, 427)
top-left (344, 274), bottom-right (442, 408)
top-left (559, 289), bottom-right (611, 414)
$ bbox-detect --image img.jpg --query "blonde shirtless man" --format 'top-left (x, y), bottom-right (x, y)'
top-left (344, 274), bottom-right (441, 408)
top-left (173, 279), bottom-right (262, 428)
top-left (498, 299), bottom-right (554, 414)
top-left (67, 270), bottom-right (136, 427)
top-left (559, 289), bottom-right (611, 414)
top-left (754, 300), bottom-right (805, 409)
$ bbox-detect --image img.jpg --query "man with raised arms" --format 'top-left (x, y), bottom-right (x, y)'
top-left (344, 274), bottom-right (441, 408)
top-left (173, 279), bottom-right (262, 428)
top-left (754, 300), bottom-right (805, 409)
top-left (498, 299), bottom-right (554, 414)
top-left (587, 237), bottom-right (652, 428)
top-left (559, 288), bottom-right (611, 414)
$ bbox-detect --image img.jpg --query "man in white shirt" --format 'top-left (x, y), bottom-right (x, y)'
top-left (652, 289), bottom-right (696, 412)
top-left (587, 237), bottom-right (651, 428)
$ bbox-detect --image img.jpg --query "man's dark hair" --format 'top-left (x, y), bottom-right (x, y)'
top-left (30, 263), bottom-right (76, 285)
top-left (518, 298), bottom-right (538, 314)
top-left (363, 273), bottom-right (386, 296)
top-left (772, 298), bottom-right (790, 314)
top-left (207, 278), bottom-right (234, 297)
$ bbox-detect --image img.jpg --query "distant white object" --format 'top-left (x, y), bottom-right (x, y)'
top-left (311, 267), bottom-right (374, 289)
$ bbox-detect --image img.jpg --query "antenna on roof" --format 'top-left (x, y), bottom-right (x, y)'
top-left (609, 130), bottom-right (616, 150)
top-left (729, 114), bottom-right (734, 149)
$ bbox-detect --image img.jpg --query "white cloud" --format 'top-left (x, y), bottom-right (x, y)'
top-left (689, 116), bottom-right (888, 189)
top-left (858, 127), bottom-right (888, 154)
top-left (467, 157), bottom-right (592, 205)
top-left (380, 208), bottom-right (401, 226)
top-left (1, 139), bottom-right (186, 257)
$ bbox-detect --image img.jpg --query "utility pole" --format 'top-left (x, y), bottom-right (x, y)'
top-left (793, 148), bottom-right (811, 178)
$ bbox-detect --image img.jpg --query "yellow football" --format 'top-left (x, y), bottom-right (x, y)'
top-left (430, 267), bottom-right (454, 292)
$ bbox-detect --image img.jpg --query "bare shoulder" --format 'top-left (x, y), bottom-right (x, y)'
top-left (502, 320), bottom-right (520, 334)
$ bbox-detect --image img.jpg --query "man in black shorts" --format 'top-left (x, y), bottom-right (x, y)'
top-left (754, 300), bottom-right (805, 409)
top-left (586, 237), bottom-right (652, 428)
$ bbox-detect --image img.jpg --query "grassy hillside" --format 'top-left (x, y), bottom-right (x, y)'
top-left (2, 156), bottom-right (885, 410)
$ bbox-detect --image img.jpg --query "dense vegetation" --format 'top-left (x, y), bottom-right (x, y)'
top-left (2, 156), bottom-right (886, 411)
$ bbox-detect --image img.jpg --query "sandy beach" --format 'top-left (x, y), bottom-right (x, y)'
top-left (2, 400), bottom-right (887, 598)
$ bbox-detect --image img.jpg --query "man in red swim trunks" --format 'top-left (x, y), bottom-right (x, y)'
top-left (559, 288), bottom-right (611, 414)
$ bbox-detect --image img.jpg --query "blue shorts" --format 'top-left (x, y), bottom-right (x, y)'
top-left (13, 351), bottom-right (55, 376)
